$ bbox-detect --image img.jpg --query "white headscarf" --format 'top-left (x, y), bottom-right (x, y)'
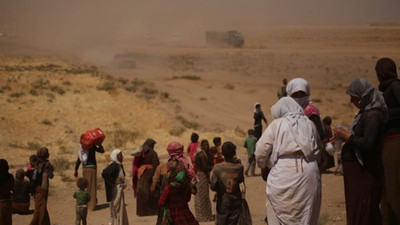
top-left (346, 78), bottom-right (388, 134)
top-left (110, 149), bottom-right (122, 165)
top-left (286, 78), bottom-right (310, 109)
top-left (271, 97), bottom-right (318, 159)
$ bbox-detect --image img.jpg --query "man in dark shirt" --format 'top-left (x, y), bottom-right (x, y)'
top-left (74, 145), bottom-right (104, 211)
top-left (254, 103), bottom-right (268, 140)
top-left (210, 142), bottom-right (244, 225)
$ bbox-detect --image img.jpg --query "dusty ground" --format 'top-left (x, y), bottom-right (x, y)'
top-left (2, 25), bottom-right (400, 225)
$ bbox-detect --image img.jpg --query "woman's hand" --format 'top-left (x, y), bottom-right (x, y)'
top-left (333, 127), bottom-right (351, 142)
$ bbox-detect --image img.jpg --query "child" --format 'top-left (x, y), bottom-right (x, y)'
top-left (25, 155), bottom-right (38, 194)
top-left (12, 169), bottom-right (32, 214)
top-left (244, 129), bottom-right (257, 176)
top-left (73, 178), bottom-right (90, 225)
top-left (0, 159), bottom-right (15, 225)
top-left (210, 137), bottom-right (224, 166)
top-left (210, 142), bottom-right (244, 225)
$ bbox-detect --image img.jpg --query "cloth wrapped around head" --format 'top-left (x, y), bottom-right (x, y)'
top-left (286, 78), bottom-right (311, 109)
top-left (37, 147), bottom-right (49, 160)
top-left (376, 57), bottom-right (398, 92)
top-left (271, 97), bottom-right (318, 159)
top-left (167, 141), bottom-right (195, 178)
top-left (346, 78), bottom-right (387, 134)
top-left (110, 149), bottom-right (122, 165)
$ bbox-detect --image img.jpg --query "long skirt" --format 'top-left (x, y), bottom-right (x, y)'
top-left (110, 184), bottom-right (129, 225)
top-left (83, 167), bottom-right (97, 211)
top-left (30, 186), bottom-right (50, 225)
top-left (267, 157), bottom-right (321, 225)
top-left (343, 158), bottom-right (384, 225)
top-left (381, 137), bottom-right (400, 225)
top-left (0, 200), bottom-right (12, 225)
top-left (194, 172), bottom-right (213, 222)
top-left (136, 170), bottom-right (158, 216)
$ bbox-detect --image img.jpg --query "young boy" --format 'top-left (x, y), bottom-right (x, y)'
top-left (210, 142), bottom-right (244, 225)
top-left (244, 129), bottom-right (257, 176)
top-left (12, 169), bottom-right (32, 214)
top-left (73, 178), bottom-right (90, 225)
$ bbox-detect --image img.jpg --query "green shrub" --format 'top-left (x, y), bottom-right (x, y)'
top-left (42, 119), bottom-right (52, 125)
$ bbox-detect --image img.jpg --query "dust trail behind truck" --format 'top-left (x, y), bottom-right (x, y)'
top-left (205, 31), bottom-right (244, 48)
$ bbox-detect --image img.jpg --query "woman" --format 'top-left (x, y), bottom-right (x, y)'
top-left (74, 143), bottom-right (104, 211)
top-left (30, 147), bottom-right (54, 225)
top-left (102, 149), bottom-right (129, 225)
top-left (132, 138), bottom-right (160, 216)
top-left (158, 141), bottom-right (198, 225)
top-left (375, 57), bottom-right (400, 225)
top-left (194, 140), bottom-right (214, 222)
top-left (334, 78), bottom-right (387, 225)
top-left (254, 102), bottom-right (268, 140)
top-left (255, 97), bottom-right (322, 225)
top-left (0, 159), bottom-right (14, 225)
top-left (286, 78), bottom-right (334, 172)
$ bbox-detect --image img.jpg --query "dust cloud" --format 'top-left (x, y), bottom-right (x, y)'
top-left (0, 0), bottom-right (399, 61)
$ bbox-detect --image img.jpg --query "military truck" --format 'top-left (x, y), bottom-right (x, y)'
top-left (205, 31), bottom-right (244, 48)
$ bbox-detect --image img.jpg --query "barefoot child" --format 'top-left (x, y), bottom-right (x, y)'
top-left (73, 178), bottom-right (90, 225)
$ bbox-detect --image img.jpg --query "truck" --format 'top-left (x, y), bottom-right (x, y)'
top-left (205, 31), bottom-right (244, 48)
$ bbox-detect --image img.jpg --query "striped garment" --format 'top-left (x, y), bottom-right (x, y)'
top-left (194, 171), bottom-right (213, 222)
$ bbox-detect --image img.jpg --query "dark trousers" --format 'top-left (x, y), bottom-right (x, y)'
top-left (245, 154), bottom-right (256, 176)
top-left (75, 206), bottom-right (88, 225)
top-left (216, 193), bottom-right (242, 225)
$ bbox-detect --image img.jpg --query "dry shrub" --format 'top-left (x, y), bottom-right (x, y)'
top-left (169, 127), bottom-right (186, 136)
top-left (53, 156), bottom-right (72, 171)
top-left (107, 129), bottom-right (139, 149)
top-left (9, 92), bottom-right (25, 98)
top-left (176, 115), bottom-right (199, 129)
top-left (50, 85), bottom-right (66, 95)
top-left (0, 85), bottom-right (11, 93)
top-left (171, 75), bottom-right (201, 80)
top-left (234, 126), bottom-right (246, 137)
top-left (97, 82), bottom-right (117, 93)
top-left (224, 83), bottom-right (235, 90)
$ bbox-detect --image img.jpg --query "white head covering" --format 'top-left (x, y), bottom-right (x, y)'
top-left (271, 97), bottom-right (318, 159)
top-left (110, 149), bottom-right (122, 165)
top-left (346, 78), bottom-right (387, 134)
top-left (286, 78), bottom-right (310, 96)
top-left (286, 78), bottom-right (311, 109)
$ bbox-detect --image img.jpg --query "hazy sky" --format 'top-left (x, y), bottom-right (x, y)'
top-left (1, 1), bottom-right (399, 51)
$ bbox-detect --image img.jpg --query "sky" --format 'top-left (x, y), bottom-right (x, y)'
top-left (0, 0), bottom-right (399, 52)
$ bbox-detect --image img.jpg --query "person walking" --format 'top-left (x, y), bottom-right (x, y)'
top-left (30, 147), bottom-right (54, 225)
top-left (74, 143), bottom-right (104, 211)
top-left (255, 97), bottom-right (322, 225)
top-left (254, 103), bottom-right (268, 140)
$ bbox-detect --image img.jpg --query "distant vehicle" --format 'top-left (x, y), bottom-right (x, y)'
top-left (113, 53), bottom-right (136, 69)
top-left (205, 31), bottom-right (244, 48)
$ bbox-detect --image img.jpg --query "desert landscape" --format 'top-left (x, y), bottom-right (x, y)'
top-left (1, 1), bottom-right (400, 225)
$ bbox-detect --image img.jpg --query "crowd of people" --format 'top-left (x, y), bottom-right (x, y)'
top-left (0, 57), bottom-right (399, 225)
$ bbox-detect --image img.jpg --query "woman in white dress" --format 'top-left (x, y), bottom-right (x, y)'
top-left (255, 97), bottom-right (322, 225)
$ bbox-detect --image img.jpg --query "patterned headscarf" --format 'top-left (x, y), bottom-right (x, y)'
top-left (167, 142), bottom-right (195, 178)
top-left (346, 78), bottom-right (388, 135)
top-left (375, 57), bottom-right (398, 92)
